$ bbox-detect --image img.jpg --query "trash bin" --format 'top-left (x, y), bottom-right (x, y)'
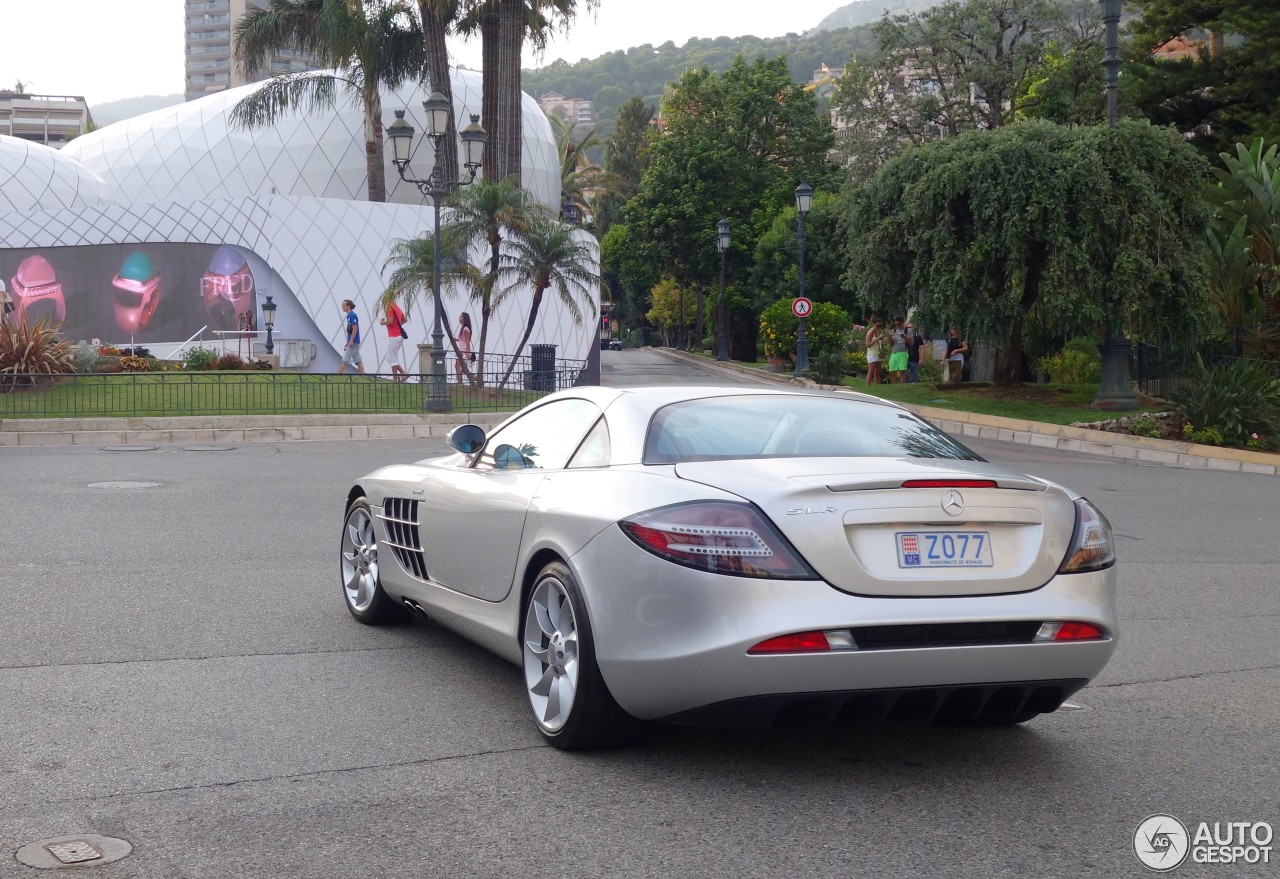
top-left (530, 343), bottom-right (556, 391)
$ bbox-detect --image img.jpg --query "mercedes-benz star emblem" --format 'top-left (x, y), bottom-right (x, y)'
top-left (942, 490), bottom-right (965, 517)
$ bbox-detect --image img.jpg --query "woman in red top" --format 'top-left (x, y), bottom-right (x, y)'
top-left (380, 302), bottom-right (408, 382)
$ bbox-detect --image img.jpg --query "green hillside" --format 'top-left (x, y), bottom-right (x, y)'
top-left (521, 26), bottom-right (875, 136)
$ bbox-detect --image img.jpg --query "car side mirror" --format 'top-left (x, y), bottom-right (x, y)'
top-left (447, 424), bottom-right (486, 455)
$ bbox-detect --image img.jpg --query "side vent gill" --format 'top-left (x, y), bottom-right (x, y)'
top-left (378, 497), bottom-right (428, 580)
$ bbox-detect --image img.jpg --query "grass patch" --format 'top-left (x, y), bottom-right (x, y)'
top-left (841, 380), bottom-right (1165, 424)
top-left (0, 372), bottom-right (542, 419)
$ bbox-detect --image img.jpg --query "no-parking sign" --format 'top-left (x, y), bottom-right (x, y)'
top-left (791, 297), bottom-right (812, 318)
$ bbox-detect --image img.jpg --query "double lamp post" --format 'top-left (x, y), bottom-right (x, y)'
top-left (385, 92), bottom-right (487, 413)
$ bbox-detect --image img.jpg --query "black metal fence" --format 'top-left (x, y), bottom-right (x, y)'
top-left (1135, 343), bottom-right (1280, 399)
top-left (0, 351), bottom-right (588, 419)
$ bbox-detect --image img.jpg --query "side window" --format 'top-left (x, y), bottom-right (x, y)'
top-left (567, 417), bottom-right (610, 468)
top-left (477, 399), bottom-right (602, 471)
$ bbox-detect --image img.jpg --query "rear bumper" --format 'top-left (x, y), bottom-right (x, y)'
top-left (571, 526), bottom-right (1117, 721)
top-left (661, 678), bottom-right (1089, 729)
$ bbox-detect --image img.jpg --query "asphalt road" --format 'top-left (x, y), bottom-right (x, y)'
top-left (1, 354), bottom-right (1276, 878)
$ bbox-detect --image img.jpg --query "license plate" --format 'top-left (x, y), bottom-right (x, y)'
top-left (896, 531), bottom-right (993, 568)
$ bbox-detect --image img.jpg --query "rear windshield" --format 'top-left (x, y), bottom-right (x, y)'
top-left (643, 394), bottom-right (982, 464)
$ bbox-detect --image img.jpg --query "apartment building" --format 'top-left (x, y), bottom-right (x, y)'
top-left (185, 0), bottom-right (318, 101)
top-left (0, 91), bottom-right (94, 147)
top-left (537, 92), bottom-right (596, 129)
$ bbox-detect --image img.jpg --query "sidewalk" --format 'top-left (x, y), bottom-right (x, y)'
top-left (658, 348), bottom-right (1280, 477)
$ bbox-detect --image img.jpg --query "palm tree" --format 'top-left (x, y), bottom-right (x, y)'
top-left (550, 115), bottom-right (603, 218)
top-left (379, 229), bottom-right (484, 373)
top-left (493, 210), bottom-right (600, 389)
top-left (415, 0), bottom-right (460, 181)
top-left (232, 0), bottom-right (424, 202)
top-left (445, 178), bottom-right (537, 378)
top-left (455, 0), bottom-right (599, 184)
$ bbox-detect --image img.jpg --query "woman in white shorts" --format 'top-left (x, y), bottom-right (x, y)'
top-left (865, 319), bottom-right (885, 385)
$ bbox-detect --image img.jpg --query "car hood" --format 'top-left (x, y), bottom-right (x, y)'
top-left (673, 457), bottom-right (1075, 598)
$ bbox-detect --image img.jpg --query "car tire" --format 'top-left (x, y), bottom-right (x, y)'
top-left (521, 562), bottom-right (641, 750)
top-left (340, 496), bottom-right (404, 625)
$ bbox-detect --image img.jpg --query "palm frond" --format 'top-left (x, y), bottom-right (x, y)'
top-left (228, 71), bottom-right (348, 129)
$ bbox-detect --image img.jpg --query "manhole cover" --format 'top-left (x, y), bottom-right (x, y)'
top-left (99, 445), bottom-right (157, 452)
top-left (16, 834), bottom-right (132, 869)
top-left (87, 481), bottom-right (165, 490)
top-left (181, 445), bottom-right (237, 452)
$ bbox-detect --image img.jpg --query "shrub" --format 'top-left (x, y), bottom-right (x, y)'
top-left (1063, 337), bottom-right (1101, 360)
top-left (806, 350), bottom-right (849, 385)
top-left (120, 355), bottom-right (150, 372)
top-left (1036, 349), bottom-right (1102, 384)
top-left (1128, 415), bottom-right (1162, 438)
top-left (97, 345), bottom-right (123, 357)
top-left (119, 346), bottom-right (152, 358)
top-left (1182, 423), bottom-right (1225, 446)
top-left (1170, 355), bottom-right (1280, 446)
top-left (0, 317), bottom-right (76, 382)
top-left (918, 357), bottom-right (944, 384)
top-left (844, 348), bottom-right (868, 376)
top-left (759, 300), bottom-right (852, 361)
top-left (215, 352), bottom-right (246, 371)
top-left (95, 356), bottom-right (123, 373)
top-left (71, 341), bottom-right (101, 373)
top-left (182, 347), bottom-right (217, 371)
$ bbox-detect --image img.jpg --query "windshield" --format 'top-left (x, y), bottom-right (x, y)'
top-left (643, 395), bottom-right (982, 464)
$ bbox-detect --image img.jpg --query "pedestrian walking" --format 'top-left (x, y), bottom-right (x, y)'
top-left (380, 300), bottom-right (409, 382)
top-left (336, 299), bottom-right (365, 374)
top-left (455, 311), bottom-right (473, 383)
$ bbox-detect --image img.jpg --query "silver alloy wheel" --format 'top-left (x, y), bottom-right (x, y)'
top-left (342, 505), bottom-right (380, 613)
top-left (523, 575), bottom-right (580, 733)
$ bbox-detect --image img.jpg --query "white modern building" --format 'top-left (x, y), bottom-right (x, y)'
top-left (1, 68), bottom-right (596, 374)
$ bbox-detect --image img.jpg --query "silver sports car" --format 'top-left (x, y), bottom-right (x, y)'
top-left (341, 386), bottom-right (1117, 749)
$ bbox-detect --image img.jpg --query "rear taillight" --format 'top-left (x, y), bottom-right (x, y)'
top-left (1034, 621), bottom-right (1107, 641)
top-left (619, 501), bottom-right (816, 579)
top-left (1058, 498), bottom-right (1116, 573)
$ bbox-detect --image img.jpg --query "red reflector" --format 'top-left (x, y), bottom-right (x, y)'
top-left (748, 631), bottom-right (831, 655)
top-left (900, 479), bottom-right (998, 489)
top-left (1054, 622), bottom-right (1104, 641)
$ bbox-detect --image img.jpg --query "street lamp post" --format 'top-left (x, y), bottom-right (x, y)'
top-left (716, 218), bottom-right (730, 361)
top-left (260, 294), bottom-right (277, 356)
top-left (1092, 0), bottom-right (1138, 410)
top-left (386, 93), bottom-right (486, 412)
top-left (793, 182), bottom-right (813, 377)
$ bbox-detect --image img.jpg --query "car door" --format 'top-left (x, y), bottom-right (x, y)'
top-left (418, 397), bottom-right (603, 601)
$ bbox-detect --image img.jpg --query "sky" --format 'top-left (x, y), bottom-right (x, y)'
top-left (2, 0), bottom-right (842, 106)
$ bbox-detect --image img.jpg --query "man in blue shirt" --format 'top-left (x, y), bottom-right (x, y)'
top-left (337, 299), bottom-right (365, 374)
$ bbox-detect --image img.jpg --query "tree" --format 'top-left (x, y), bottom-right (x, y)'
top-left (456, 0), bottom-right (600, 184)
top-left (592, 96), bottom-right (654, 236)
top-left (622, 55), bottom-right (835, 346)
top-left (494, 211), bottom-right (601, 388)
top-left (830, 0), bottom-right (1101, 176)
top-left (442, 177), bottom-right (538, 379)
top-left (645, 278), bottom-right (698, 347)
top-left (842, 119), bottom-right (1213, 385)
top-left (232, 0), bottom-right (425, 203)
top-left (750, 191), bottom-right (852, 314)
top-left (1127, 0), bottom-right (1280, 151)
top-left (379, 231), bottom-right (485, 372)
top-left (550, 115), bottom-right (603, 218)
top-left (1205, 138), bottom-right (1280, 354)
top-left (416, 0), bottom-right (461, 182)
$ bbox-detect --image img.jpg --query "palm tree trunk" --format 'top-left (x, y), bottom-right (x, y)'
top-left (496, 287), bottom-right (546, 389)
top-left (481, 6), bottom-right (501, 182)
top-left (496, 0), bottom-right (523, 185)
top-left (364, 89), bottom-right (387, 202)
top-left (418, 0), bottom-right (458, 184)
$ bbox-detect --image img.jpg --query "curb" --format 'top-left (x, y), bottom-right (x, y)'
top-left (658, 348), bottom-right (1280, 477)
top-left (0, 412), bottom-right (511, 448)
